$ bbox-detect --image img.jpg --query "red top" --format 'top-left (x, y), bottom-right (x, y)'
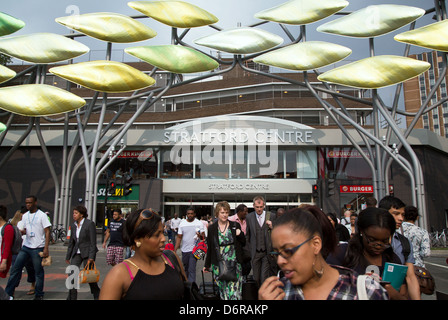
top-left (0, 224), bottom-right (14, 278)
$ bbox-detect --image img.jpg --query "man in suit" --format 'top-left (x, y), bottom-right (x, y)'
top-left (65, 205), bottom-right (100, 300)
top-left (245, 196), bottom-right (275, 286)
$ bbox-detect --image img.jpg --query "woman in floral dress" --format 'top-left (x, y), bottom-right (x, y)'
top-left (203, 201), bottom-right (246, 300)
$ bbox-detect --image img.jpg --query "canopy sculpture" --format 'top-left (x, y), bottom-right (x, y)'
top-left (55, 12), bottom-right (157, 43)
top-left (0, 0), bottom-right (446, 231)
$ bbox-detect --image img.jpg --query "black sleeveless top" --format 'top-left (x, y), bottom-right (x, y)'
top-left (123, 263), bottom-right (184, 300)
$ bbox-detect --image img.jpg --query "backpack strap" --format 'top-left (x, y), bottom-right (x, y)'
top-left (396, 232), bottom-right (410, 262)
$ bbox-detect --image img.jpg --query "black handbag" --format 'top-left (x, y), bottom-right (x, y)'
top-left (217, 259), bottom-right (238, 282)
top-left (163, 250), bottom-right (203, 300)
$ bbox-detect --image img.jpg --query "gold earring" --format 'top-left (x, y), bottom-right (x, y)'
top-left (136, 241), bottom-right (141, 248)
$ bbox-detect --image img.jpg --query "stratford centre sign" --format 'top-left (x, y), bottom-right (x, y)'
top-left (160, 116), bottom-right (315, 176)
top-left (163, 128), bottom-right (313, 145)
top-left (162, 115), bottom-right (315, 146)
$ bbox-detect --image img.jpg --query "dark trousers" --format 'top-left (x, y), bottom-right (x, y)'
top-left (182, 251), bottom-right (197, 283)
top-left (252, 251), bottom-right (272, 287)
top-left (67, 254), bottom-right (100, 300)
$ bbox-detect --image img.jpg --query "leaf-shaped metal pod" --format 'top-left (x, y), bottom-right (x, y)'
top-left (0, 11), bottom-right (25, 37)
top-left (0, 84), bottom-right (86, 116)
top-left (317, 55), bottom-right (430, 89)
top-left (125, 45), bottom-right (219, 73)
top-left (0, 65), bottom-right (16, 84)
top-left (0, 33), bottom-right (89, 64)
top-left (254, 41), bottom-right (351, 71)
top-left (49, 60), bottom-right (156, 93)
top-left (317, 5), bottom-right (425, 38)
top-left (128, 0), bottom-right (218, 28)
top-left (55, 12), bottom-right (157, 43)
top-left (194, 28), bottom-right (283, 54)
top-left (254, 0), bottom-right (348, 25)
top-left (394, 20), bottom-right (448, 52)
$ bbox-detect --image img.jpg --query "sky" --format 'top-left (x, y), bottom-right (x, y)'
top-left (0, 0), bottom-right (438, 118)
top-left (1, 0), bottom-right (435, 55)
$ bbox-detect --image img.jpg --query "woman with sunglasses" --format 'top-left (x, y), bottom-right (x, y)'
top-left (258, 206), bottom-right (388, 300)
top-left (99, 209), bottom-right (186, 300)
top-left (339, 207), bottom-right (413, 300)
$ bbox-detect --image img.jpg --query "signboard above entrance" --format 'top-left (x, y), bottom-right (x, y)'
top-left (340, 185), bottom-right (373, 193)
top-left (163, 115), bottom-right (315, 146)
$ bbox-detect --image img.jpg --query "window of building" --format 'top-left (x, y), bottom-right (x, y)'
top-left (159, 147), bottom-right (316, 180)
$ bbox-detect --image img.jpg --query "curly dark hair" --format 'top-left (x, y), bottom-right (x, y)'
top-left (74, 205), bottom-right (88, 218)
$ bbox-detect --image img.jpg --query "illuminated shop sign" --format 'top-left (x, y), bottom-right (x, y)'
top-left (340, 185), bottom-right (374, 193)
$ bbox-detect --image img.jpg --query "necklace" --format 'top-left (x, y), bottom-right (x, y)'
top-left (218, 221), bottom-right (228, 234)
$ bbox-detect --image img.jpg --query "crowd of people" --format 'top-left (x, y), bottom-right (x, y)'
top-left (0, 193), bottom-right (433, 300)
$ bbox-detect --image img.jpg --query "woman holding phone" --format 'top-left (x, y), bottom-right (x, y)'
top-left (259, 206), bottom-right (388, 300)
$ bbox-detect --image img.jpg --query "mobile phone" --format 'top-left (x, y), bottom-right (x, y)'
top-left (380, 281), bottom-right (391, 287)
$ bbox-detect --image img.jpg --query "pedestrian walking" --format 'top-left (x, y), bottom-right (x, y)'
top-left (0, 205), bottom-right (14, 278)
top-left (402, 206), bottom-right (431, 268)
top-left (103, 208), bottom-right (125, 266)
top-left (10, 208), bottom-right (35, 296)
top-left (326, 211), bottom-right (350, 242)
top-left (170, 213), bottom-right (181, 244)
top-left (174, 206), bottom-right (205, 283)
top-left (100, 208), bottom-right (186, 300)
top-left (65, 205), bottom-right (100, 300)
top-left (4, 196), bottom-right (51, 300)
top-left (229, 204), bottom-right (251, 275)
top-left (203, 201), bottom-right (246, 300)
top-left (259, 207), bottom-right (388, 300)
top-left (245, 196), bottom-right (275, 286)
top-left (379, 195), bottom-right (421, 299)
top-left (328, 207), bottom-right (411, 299)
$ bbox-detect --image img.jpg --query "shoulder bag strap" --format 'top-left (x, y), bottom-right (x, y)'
top-left (357, 275), bottom-right (368, 300)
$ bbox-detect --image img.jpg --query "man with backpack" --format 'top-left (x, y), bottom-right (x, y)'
top-left (379, 195), bottom-right (421, 299)
top-left (4, 196), bottom-right (51, 300)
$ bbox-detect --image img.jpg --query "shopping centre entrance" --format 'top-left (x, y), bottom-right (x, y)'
top-left (163, 192), bottom-right (309, 219)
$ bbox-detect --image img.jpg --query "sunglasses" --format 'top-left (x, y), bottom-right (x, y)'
top-left (134, 208), bottom-right (158, 230)
top-left (270, 236), bottom-right (314, 260)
